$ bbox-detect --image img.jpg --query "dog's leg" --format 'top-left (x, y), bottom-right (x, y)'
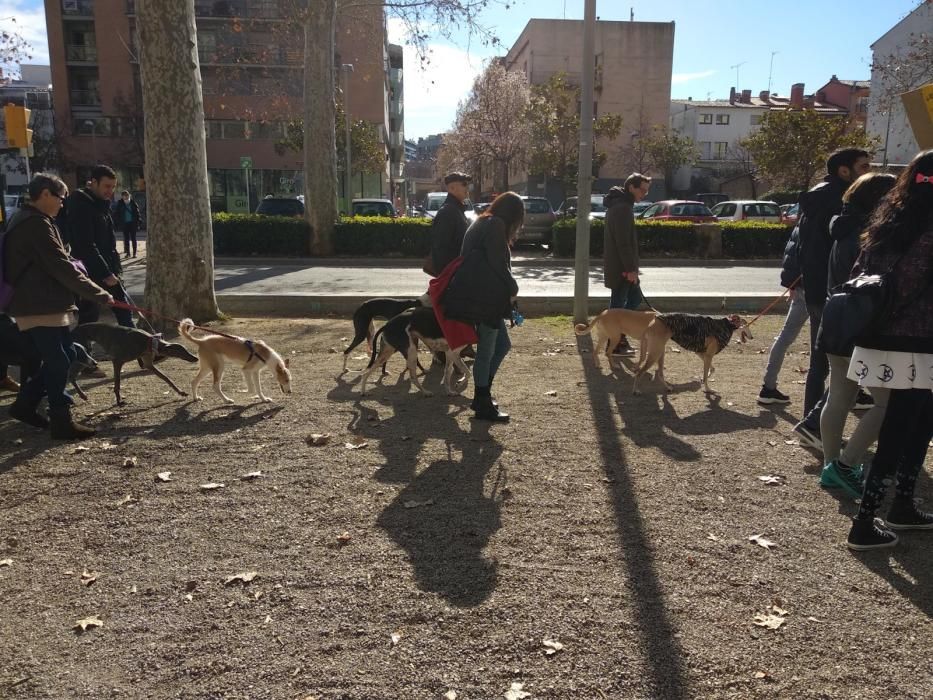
top-left (656, 346), bottom-right (672, 392)
top-left (141, 353), bottom-right (188, 398)
top-left (633, 338), bottom-right (663, 395)
top-left (71, 378), bottom-right (88, 402)
top-left (191, 363), bottom-right (210, 401)
top-left (407, 346), bottom-right (432, 396)
top-left (255, 369), bottom-right (271, 403)
top-left (112, 361), bottom-right (125, 405)
top-left (360, 346), bottom-right (394, 395)
top-left (446, 350), bottom-right (470, 395)
top-left (211, 360), bottom-right (234, 404)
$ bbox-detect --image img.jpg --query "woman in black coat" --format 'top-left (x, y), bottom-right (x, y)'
top-left (443, 191), bottom-right (523, 422)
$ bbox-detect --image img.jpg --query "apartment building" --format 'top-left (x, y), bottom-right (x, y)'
top-left (43, 0), bottom-right (402, 212)
top-left (504, 18), bottom-right (674, 201)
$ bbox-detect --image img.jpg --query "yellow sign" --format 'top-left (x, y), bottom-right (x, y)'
top-left (901, 82), bottom-right (933, 150)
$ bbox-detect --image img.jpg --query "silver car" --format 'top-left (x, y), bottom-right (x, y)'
top-left (518, 196), bottom-right (556, 244)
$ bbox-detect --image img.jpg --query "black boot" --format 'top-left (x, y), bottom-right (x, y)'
top-left (471, 375), bottom-right (498, 410)
top-left (9, 396), bottom-right (50, 429)
top-left (49, 406), bottom-right (96, 441)
top-left (472, 386), bottom-right (509, 423)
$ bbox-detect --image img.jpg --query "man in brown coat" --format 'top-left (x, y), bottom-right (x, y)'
top-left (4, 173), bottom-right (113, 439)
top-left (603, 173), bottom-right (651, 355)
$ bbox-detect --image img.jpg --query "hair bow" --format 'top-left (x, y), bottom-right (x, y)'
top-left (916, 173), bottom-right (933, 184)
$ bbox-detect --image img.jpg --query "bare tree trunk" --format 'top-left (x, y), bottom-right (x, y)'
top-left (137, 0), bottom-right (218, 325)
top-left (303, 1), bottom-right (338, 255)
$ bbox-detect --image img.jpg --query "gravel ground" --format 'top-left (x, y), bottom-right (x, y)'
top-left (0, 315), bottom-right (930, 700)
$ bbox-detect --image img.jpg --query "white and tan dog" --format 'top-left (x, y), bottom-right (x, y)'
top-left (179, 319), bottom-right (292, 403)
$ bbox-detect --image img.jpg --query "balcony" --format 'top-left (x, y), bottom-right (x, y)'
top-left (198, 45), bottom-right (301, 66)
top-left (194, 0), bottom-right (284, 19)
top-left (70, 89), bottom-right (101, 106)
top-left (66, 45), bottom-right (98, 62)
top-left (62, 0), bottom-right (94, 17)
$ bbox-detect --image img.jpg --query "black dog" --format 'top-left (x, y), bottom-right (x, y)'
top-left (0, 316), bottom-right (98, 401)
top-left (71, 323), bottom-right (198, 405)
top-left (342, 296), bottom-right (426, 374)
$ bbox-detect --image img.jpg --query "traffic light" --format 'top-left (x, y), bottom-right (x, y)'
top-left (3, 104), bottom-right (33, 150)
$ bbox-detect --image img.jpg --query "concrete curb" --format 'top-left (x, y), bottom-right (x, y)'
top-left (213, 293), bottom-right (786, 318)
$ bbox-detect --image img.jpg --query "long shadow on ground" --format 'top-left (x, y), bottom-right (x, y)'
top-left (576, 334), bottom-right (691, 699)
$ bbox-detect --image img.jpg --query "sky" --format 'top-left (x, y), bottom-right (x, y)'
top-left (3, 0), bottom-right (925, 140)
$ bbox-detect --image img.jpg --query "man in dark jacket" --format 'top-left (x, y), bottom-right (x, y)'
top-left (4, 173), bottom-right (113, 439)
top-left (64, 164), bottom-right (134, 327)
top-left (114, 189), bottom-right (142, 258)
top-left (429, 172), bottom-right (471, 275)
top-left (603, 173), bottom-right (651, 355)
top-left (792, 148), bottom-right (869, 448)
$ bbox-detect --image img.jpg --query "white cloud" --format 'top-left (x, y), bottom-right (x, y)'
top-left (1, 0), bottom-right (51, 70)
top-left (387, 17), bottom-right (491, 140)
top-left (671, 69), bottom-right (716, 85)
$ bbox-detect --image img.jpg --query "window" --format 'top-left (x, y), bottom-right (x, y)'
top-left (524, 199), bottom-right (551, 214)
top-left (715, 114), bottom-right (730, 125)
top-left (641, 204), bottom-right (662, 218)
top-left (207, 121), bottom-right (223, 139)
top-left (750, 114), bottom-right (763, 125)
top-left (699, 141), bottom-right (712, 160)
top-left (699, 113), bottom-right (713, 124)
top-left (714, 142), bottom-right (728, 160)
top-left (712, 203), bottom-right (736, 217)
top-left (223, 121), bottom-right (246, 139)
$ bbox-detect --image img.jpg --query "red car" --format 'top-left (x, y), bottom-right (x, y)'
top-left (781, 203), bottom-right (800, 226)
top-left (638, 200), bottom-right (716, 223)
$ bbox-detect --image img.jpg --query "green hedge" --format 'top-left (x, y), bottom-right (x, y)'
top-left (333, 216), bottom-right (431, 256)
top-left (213, 213), bottom-right (311, 256)
top-left (552, 218), bottom-right (791, 258)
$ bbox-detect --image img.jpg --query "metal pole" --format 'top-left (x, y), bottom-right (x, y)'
top-left (342, 64), bottom-right (354, 212)
top-left (882, 108), bottom-right (893, 169)
top-left (573, 0), bottom-right (596, 324)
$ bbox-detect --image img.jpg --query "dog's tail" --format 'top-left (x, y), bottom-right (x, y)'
top-left (178, 318), bottom-right (203, 345)
top-left (574, 319), bottom-right (595, 335)
top-left (365, 325), bottom-right (387, 369)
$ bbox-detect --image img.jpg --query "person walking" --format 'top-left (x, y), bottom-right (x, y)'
top-left (603, 173), bottom-right (651, 356)
top-left (442, 191), bottom-right (523, 423)
top-left (64, 164), bottom-right (133, 328)
top-left (843, 150), bottom-right (933, 550)
top-left (793, 148), bottom-right (871, 449)
top-left (757, 221), bottom-right (805, 405)
top-left (4, 173), bottom-right (113, 439)
top-left (429, 172), bottom-right (471, 275)
top-left (817, 172), bottom-right (896, 497)
top-left (114, 190), bottom-right (142, 258)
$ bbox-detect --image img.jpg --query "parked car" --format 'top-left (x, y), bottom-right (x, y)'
top-left (639, 200), bottom-right (717, 223)
top-left (424, 192), bottom-right (477, 222)
top-left (518, 195), bottom-right (556, 244)
top-left (351, 198), bottom-right (397, 217)
top-left (255, 197), bottom-right (304, 217)
top-left (3, 192), bottom-right (25, 224)
top-left (695, 192), bottom-right (730, 209)
top-left (633, 200), bottom-right (654, 218)
top-left (473, 202), bottom-right (491, 215)
top-left (710, 200), bottom-right (782, 223)
top-left (781, 203), bottom-right (800, 225)
top-left (557, 195), bottom-right (608, 220)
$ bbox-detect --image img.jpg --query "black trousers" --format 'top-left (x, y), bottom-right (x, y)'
top-left (122, 222), bottom-right (138, 256)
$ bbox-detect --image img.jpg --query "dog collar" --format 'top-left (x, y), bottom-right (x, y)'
top-left (149, 333), bottom-right (163, 355)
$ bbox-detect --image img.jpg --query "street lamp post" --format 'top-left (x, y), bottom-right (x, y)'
top-left (342, 63), bottom-right (354, 212)
top-left (573, 0), bottom-right (597, 324)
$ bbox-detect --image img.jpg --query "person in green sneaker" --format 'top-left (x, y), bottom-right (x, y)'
top-left (842, 151), bottom-right (933, 551)
top-left (817, 172), bottom-right (896, 498)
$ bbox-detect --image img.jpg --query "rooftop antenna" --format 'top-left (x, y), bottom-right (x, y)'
top-left (563, 0), bottom-right (566, 19)
top-left (729, 61), bottom-right (747, 90)
top-left (767, 51), bottom-right (779, 95)
top-left (630, 7), bottom-right (634, 20)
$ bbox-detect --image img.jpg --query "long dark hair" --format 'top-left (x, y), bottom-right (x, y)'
top-left (481, 191), bottom-right (525, 241)
top-left (861, 149), bottom-right (933, 254)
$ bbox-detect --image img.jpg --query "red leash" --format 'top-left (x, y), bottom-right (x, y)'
top-left (110, 300), bottom-right (243, 342)
top-left (744, 274), bottom-right (802, 329)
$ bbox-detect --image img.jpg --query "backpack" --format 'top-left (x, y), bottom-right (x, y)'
top-left (0, 218), bottom-right (34, 312)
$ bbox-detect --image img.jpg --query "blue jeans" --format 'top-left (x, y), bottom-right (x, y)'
top-left (762, 288), bottom-right (808, 389)
top-left (610, 279), bottom-right (643, 310)
top-left (19, 326), bottom-right (77, 409)
top-left (473, 319), bottom-right (511, 388)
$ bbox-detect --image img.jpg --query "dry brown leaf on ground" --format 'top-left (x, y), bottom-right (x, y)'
top-left (344, 438), bottom-right (369, 450)
top-left (0, 558), bottom-right (12, 567)
top-left (116, 494), bottom-right (137, 507)
top-left (706, 533), bottom-right (721, 542)
top-left (753, 612), bottom-right (785, 629)
top-left (767, 440), bottom-right (777, 447)
top-left (80, 570), bottom-right (98, 587)
top-left (542, 639), bottom-right (564, 655)
top-left (200, 483), bottom-right (225, 491)
top-left (122, 457), bottom-right (137, 469)
top-left (305, 433), bottom-right (332, 446)
top-left (757, 475), bottom-right (786, 485)
top-left (223, 571), bottom-right (259, 586)
top-left (544, 390), bottom-right (558, 397)
top-left (12, 438), bottom-right (22, 446)
top-left (336, 532), bottom-right (352, 546)
top-left (504, 682), bottom-right (531, 700)
top-left (784, 439), bottom-right (797, 445)
top-left (156, 472), bottom-right (172, 482)
top-left (444, 692), bottom-right (457, 700)
top-left (100, 442), bottom-right (117, 450)
top-left (749, 534), bottom-right (778, 550)
top-left (71, 445), bottom-right (90, 454)
top-left (240, 471), bottom-right (263, 480)
top-left (74, 616), bottom-right (103, 632)
top-left (390, 632), bottom-right (401, 646)
top-left (403, 499), bottom-right (434, 509)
